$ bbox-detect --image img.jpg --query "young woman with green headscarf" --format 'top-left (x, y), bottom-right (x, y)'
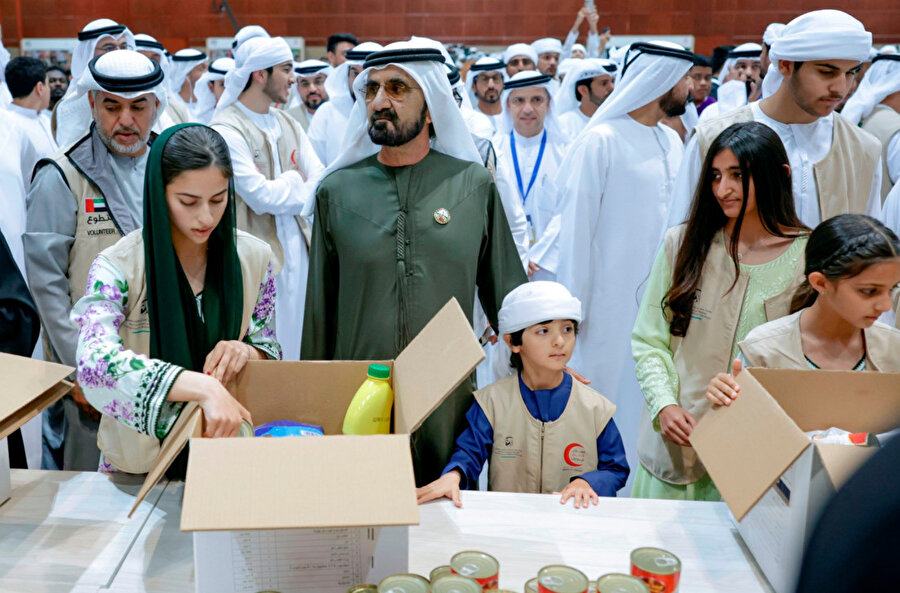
top-left (71, 123), bottom-right (281, 474)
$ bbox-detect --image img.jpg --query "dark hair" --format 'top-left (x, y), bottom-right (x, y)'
top-left (161, 125), bottom-right (234, 187)
top-left (710, 45), bottom-right (734, 75)
top-left (664, 122), bottom-right (808, 337)
top-left (46, 66), bottom-right (68, 77)
top-left (327, 33), bottom-right (359, 54)
top-left (241, 66), bottom-right (274, 93)
top-left (508, 320), bottom-right (579, 371)
top-left (574, 77), bottom-right (592, 102)
top-left (790, 215), bottom-right (900, 312)
top-left (5, 57), bottom-right (47, 99)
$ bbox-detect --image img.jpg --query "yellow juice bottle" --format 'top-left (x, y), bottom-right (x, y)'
top-left (342, 364), bottom-right (394, 435)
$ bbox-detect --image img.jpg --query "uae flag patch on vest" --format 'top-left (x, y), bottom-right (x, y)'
top-left (85, 197), bottom-right (108, 213)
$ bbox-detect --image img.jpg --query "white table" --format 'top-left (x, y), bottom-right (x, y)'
top-left (0, 470), bottom-right (167, 593)
top-left (107, 486), bottom-right (775, 593)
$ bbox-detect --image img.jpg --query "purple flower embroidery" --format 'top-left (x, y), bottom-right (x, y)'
top-left (78, 358), bottom-right (117, 390)
top-left (99, 282), bottom-right (123, 302)
top-left (98, 457), bottom-right (118, 474)
top-left (102, 399), bottom-right (135, 424)
top-left (252, 264), bottom-right (277, 322)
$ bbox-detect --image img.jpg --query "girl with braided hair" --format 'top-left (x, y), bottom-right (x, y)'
top-left (709, 213), bottom-right (900, 407)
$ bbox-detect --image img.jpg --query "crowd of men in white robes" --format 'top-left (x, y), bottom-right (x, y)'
top-left (1, 7), bottom-right (899, 479)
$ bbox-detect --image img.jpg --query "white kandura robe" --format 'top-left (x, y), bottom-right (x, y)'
top-left (212, 102), bottom-right (324, 361)
top-left (557, 108), bottom-right (591, 142)
top-left (306, 94), bottom-right (353, 166)
top-left (5, 104), bottom-right (58, 158)
top-left (494, 127), bottom-right (569, 279)
top-left (668, 102), bottom-right (882, 229)
top-left (555, 115), bottom-right (684, 484)
top-left (0, 110), bottom-right (44, 469)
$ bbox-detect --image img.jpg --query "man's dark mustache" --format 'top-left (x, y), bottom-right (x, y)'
top-left (370, 108), bottom-right (398, 123)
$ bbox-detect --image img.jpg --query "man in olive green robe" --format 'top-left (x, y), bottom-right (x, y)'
top-left (301, 42), bottom-right (526, 485)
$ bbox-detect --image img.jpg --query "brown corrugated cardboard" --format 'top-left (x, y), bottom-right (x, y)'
top-left (691, 367), bottom-right (900, 593)
top-left (0, 353), bottom-right (73, 503)
top-left (0, 353), bottom-right (73, 441)
top-left (128, 297), bottom-right (485, 516)
top-left (181, 435), bottom-right (418, 531)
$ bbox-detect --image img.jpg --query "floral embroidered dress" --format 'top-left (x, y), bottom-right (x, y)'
top-left (71, 256), bottom-right (280, 472)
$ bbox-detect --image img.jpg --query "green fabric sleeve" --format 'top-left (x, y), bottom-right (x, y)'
top-left (631, 246), bottom-right (680, 428)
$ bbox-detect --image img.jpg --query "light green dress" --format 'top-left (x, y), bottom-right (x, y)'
top-left (630, 234), bottom-right (808, 500)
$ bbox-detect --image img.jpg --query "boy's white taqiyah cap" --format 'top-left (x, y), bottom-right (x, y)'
top-left (498, 281), bottom-right (582, 336)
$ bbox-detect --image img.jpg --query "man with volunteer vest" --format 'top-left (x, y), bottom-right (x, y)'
top-left (210, 36), bottom-right (324, 362)
top-left (24, 50), bottom-right (166, 470)
top-left (668, 10), bottom-right (883, 229)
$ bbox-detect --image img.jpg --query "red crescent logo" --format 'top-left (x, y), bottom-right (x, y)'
top-left (563, 443), bottom-right (585, 467)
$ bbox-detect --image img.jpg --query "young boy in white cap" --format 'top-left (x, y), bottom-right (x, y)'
top-left (416, 281), bottom-right (629, 509)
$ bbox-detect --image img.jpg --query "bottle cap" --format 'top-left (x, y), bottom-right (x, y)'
top-left (367, 364), bottom-right (391, 380)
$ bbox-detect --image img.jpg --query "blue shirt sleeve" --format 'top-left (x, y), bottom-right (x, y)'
top-left (441, 401), bottom-right (494, 490)
top-left (574, 417), bottom-right (630, 497)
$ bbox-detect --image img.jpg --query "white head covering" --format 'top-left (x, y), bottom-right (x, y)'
top-left (498, 281), bottom-right (582, 336)
top-left (193, 57), bottom-right (233, 124)
top-left (232, 25), bottom-right (270, 52)
top-left (69, 19), bottom-right (135, 93)
top-left (608, 44), bottom-right (631, 72)
top-left (532, 38), bottom-right (563, 57)
top-left (73, 50), bottom-right (168, 120)
top-left (0, 29), bottom-right (10, 86)
top-left (557, 58), bottom-right (578, 79)
top-left (763, 23), bottom-right (785, 48)
top-left (554, 58), bottom-right (617, 114)
top-left (584, 41), bottom-right (693, 129)
top-left (214, 36), bottom-right (293, 117)
top-left (323, 41), bottom-right (383, 102)
top-left (879, 45), bottom-right (898, 56)
top-left (294, 59), bottom-right (331, 78)
top-left (504, 43), bottom-right (539, 67)
top-left (301, 40), bottom-right (482, 218)
top-left (841, 56), bottom-right (900, 125)
top-left (571, 43), bottom-right (587, 58)
top-left (761, 10), bottom-right (873, 99)
top-left (465, 56), bottom-right (507, 105)
top-left (716, 42), bottom-right (762, 85)
top-left (501, 70), bottom-right (564, 140)
top-left (168, 48), bottom-right (207, 96)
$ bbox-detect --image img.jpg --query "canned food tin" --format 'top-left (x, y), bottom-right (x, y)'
top-left (526, 577), bottom-right (539, 593)
top-left (450, 551), bottom-right (499, 590)
top-left (595, 573), bottom-right (650, 593)
top-left (377, 573), bottom-right (430, 593)
top-left (630, 548), bottom-right (681, 593)
top-left (430, 565), bottom-right (452, 583)
top-left (237, 419), bottom-right (254, 437)
top-left (432, 575), bottom-right (483, 593)
top-left (537, 565), bottom-right (589, 593)
top-left (348, 586), bottom-right (379, 593)
top-left (588, 580), bottom-right (598, 593)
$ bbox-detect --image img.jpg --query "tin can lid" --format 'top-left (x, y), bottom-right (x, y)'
top-left (538, 565), bottom-right (589, 593)
top-left (430, 565), bottom-right (452, 582)
top-left (347, 586), bottom-right (379, 593)
top-left (377, 574), bottom-right (430, 593)
top-left (450, 550), bottom-right (499, 578)
top-left (432, 575), bottom-right (483, 593)
top-left (237, 419), bottom-right (254, 437)
top-left (630, 548), bottom-right (681, 576)
top-left (526, 577), bottom-right (540, 593)
top-left (595, 573), bottom-right (651, 593)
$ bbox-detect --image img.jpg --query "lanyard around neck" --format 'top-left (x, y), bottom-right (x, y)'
top-left (510, 129), bottom-right (547, 204)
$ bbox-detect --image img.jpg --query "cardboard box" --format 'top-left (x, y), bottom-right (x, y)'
top-left (0, 353), bottom-right (73, 504)
top-left (129, 298), bottom-right (485, 593)
top-left (691, 368), bottom-right (900, 593)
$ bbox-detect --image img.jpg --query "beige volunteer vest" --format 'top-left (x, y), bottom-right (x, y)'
top-left (211, 103), bottom-right (311, 274)
top-left (637, 226), bottom-right (806, 485)
top-left (474, 374), bottom-right (616, 494)
top-left (861, 106), bottom-right (900, 203)
top-left (95, 228), bottom-right (272, 474)
top-left (695, 106), bottom-right (881, 220)
top-left (286, 105), bottom-right (312, 132)
top-left (165, 96), bottom-right (194, 125)
top-left (739, 310), bottom-right (900, 373)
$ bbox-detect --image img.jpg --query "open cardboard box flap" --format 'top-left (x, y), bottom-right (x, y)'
top-left (0, 353), bottom-right (73, 441)
top-left (180, 434), bottom-right (418, 531)
top-left (130, 297), bottom-right (484, 516)
top-left (692, 368), bottom-right (900, 521)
